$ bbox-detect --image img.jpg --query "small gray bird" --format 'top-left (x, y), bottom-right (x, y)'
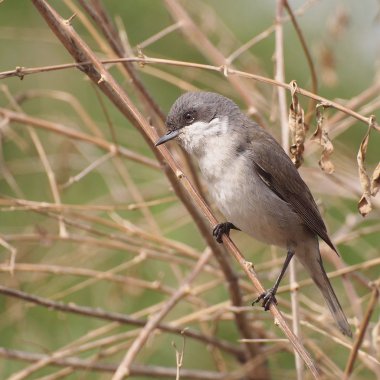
top-left (156, 91), bottom-right (352, 337)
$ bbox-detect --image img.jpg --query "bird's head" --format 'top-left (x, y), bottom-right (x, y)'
top-left (155, 92), bottom-right (240, 154)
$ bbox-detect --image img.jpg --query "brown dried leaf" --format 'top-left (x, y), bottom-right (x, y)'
top-left (289, 104), bottom-right (305, 168)
top-left (289, 81), bottom-right (305, 168)
top-left (319, 130), bottom-right (335, 174)
top-left (357, 124), bottom-right (372, 216)
top-left (310, 125), bottom-right (321, 141)
top-left (370, 162), bottom-right (380, 196)
top-left (358, 194), bottom-right (372, 217)
top-left (311, 104), bottom-right (335, 174)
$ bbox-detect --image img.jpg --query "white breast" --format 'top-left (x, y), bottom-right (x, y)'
top-left (178, 117), bottom-right (305, 248)
top-left (206, 157), bottom-right (303, 248)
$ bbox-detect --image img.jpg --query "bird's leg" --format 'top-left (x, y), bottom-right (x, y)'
top-left (253, 250), bottom-right (295, 310)
top-left (212, 222), bottom-right (240, 243)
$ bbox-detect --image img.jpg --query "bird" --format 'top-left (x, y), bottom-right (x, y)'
top-left (155, 91), bottom-right (352, 337)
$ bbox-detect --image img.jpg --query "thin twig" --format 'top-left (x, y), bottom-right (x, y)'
top-left (111, 249), bottom-right (213, 379)
top-left (344, 286), bottom-right (379, 379)
top-left (2, 87), bottom-right (68, 237)
top-left (29, 1), bottom-right (319, 376)
top-left (1, 58), bottom-right (379, 131)
top-left (226, 0), bottom-right (317, 65)
top-left (299, 319), bottom-right (380, 369)
top-left (2, 2), bottom-right (379, 379)
top-left (164, 0), bottom-right (264, 122)
top-left (78, 0), bottom-right (167, 123)
top-left (0, 108), bottom-right (159, 169)
top-left (138, 22), bottom-right (182, 49)
top-left (284, 0), bottom-right (318, 125)
top-left (78, 0), bottom-right (205, 200)
top-left (0, 236), bottom-right (17, 274)
top-left (60, 151), bottom-right (115, 189)
top-left (0, 347), bottom-right (225, 379)
top-left (0, 284), bottom-right (243, 359)
top-left (275, 2), bottom-right (304, 378)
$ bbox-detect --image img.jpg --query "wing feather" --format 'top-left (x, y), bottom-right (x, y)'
top-left (249, 126), bottom-right (338, 254)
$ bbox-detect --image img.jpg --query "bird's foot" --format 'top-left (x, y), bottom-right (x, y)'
top-left (252, 288), bottom-right (278, 311)
top-left (212, 222), bottom-right (239, 243)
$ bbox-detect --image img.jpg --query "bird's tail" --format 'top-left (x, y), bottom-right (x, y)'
top-left (310, 259), bottom-right (352, 337)
top-left (297, 243), bottom-right (352, 337)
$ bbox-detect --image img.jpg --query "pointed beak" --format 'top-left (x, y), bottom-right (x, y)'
top-left (155, 129), bottom-right (179, 146)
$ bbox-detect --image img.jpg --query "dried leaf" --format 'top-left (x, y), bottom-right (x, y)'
top-left (357, 121), bottom-right (373, 216)
top-left (358, 194), bottom-right (372, 217)
top-left (311, 126), bottom-right (321, 141)
top-left (370, 162), bottom-right (380, 196)
top-left (311, 104), bottom-right (335, 174)
top-left (319, 129), bottom-right (335, 174)
top-left (289, 81), bottom-right (305, 168)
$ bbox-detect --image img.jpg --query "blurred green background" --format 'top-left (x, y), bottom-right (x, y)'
top-left (0, 1), bottom-right (379, 379)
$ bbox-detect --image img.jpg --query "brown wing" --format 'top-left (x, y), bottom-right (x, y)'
top-left (249, 127), bottom-right (338, 255)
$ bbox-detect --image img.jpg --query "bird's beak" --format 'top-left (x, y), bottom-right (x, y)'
top-left (155, 129), bottom-right (179, 146)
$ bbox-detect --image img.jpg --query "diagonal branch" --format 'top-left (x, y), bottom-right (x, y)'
top-left (344, 285), bottom-right (379, 379)
top-left (29, 0), bottom-right (268, 373)
top-left (112, 249), bottom-right (213, 379)
top-left (30, 1), bottom-right (319, 377)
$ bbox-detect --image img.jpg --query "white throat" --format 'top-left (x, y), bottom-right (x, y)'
top-left (178, 117), bottom-right (229, 157)
top-left (177, 116), bottom-right (241, 185)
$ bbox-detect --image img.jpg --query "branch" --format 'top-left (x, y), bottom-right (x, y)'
top-left (284, 0), bottom-right (318, 125)
top-left (1, 57), bottom-right (378, 131)
top-left (0, 347), bottom-right (225, 380)
top-left (0, 285), bottom-right (243, 359)
top-left (275, 2), bottom-right (304, 379)
top-left (164, 0), bottom-right (264, 123)
top-left (30, 0), bottom-right (269, 371)
top-left (0, 108), bottom-right (159, 170)
top-left (30, 1), bottom-right (319, 377)
top-left (112, 249), bottom-right (212, 379)
top-left (344, 286), bottom-right (379, 379)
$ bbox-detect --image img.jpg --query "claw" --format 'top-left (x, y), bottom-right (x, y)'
top-left (212, 222), bottom-right (239, 243)
top-left (252, 288), bottom-right (278, 311)
top-left (212, 224), bottom-right (226, 243)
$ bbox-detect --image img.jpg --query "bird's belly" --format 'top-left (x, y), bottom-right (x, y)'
top-left (208, 170), bottom-right (304, 248)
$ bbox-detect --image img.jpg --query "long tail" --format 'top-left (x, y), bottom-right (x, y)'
top-left (298, 243), bottom-right (352, 337)
top-left (311, 258), bottom-right (352, 337)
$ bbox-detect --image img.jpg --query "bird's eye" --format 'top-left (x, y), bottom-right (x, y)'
top-left (183, 112), bottom-right (195, 124)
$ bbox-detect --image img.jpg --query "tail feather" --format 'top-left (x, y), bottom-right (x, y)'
top-left (311, 258), bottom-right (352, 337)
top-left (297, 241), bottom-right (352, 337)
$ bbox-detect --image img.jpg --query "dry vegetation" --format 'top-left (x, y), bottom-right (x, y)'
top-left (0, 1), bottom-right (379, 379)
